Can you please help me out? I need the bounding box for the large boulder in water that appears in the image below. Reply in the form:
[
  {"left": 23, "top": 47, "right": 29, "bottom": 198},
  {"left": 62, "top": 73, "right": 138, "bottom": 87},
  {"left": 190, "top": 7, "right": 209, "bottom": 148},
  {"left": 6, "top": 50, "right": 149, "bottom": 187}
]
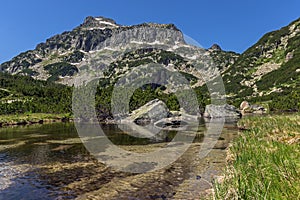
[
  {"left": 128, "top": 99, "right": 170, "bottom": 125},
  {"left": 204, "top": 104, "right": 241, "bottom": 119}
]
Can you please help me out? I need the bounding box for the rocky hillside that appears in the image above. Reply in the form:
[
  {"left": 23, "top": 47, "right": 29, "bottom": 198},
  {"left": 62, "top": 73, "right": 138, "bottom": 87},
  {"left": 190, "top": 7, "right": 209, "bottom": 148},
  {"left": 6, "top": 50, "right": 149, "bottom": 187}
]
[{"left": 222, "top": 18, "right": 300, "bottom": 109}]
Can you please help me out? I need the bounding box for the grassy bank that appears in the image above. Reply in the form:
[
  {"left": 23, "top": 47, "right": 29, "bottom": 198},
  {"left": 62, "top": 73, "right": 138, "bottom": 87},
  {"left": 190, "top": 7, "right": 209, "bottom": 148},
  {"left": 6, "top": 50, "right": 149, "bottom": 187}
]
[
  {"left": 214, "top": 114, "right": 300, "bottom": 199},
  {"left": 0, "top": 113, "right": 72, "bottom": 127}
]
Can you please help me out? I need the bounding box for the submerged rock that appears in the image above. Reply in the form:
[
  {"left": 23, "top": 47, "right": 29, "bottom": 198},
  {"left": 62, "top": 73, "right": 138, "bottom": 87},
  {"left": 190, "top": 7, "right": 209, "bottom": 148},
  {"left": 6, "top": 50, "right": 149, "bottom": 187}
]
[{"left": 203, "top": 104, "right": 241, "bottom": 119}]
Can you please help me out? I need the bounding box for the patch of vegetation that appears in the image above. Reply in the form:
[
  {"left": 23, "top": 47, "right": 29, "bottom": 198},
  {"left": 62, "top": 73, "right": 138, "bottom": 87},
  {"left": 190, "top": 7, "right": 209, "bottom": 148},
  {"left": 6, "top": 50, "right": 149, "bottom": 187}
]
[
  {"left": 128, "top": 58, "right": 153, "bottom": 68},
  {"left": 179, "top": 72, "right": 198, "bottom": 85},
  {"left": 44, "top": 62, "right": 78, "bottom": 81},
  {"left": 209, "top": 50, "right": 239, "bottom": 71},
  {"left": 63, "top": 50, "right": 85, "bottom": 63},
  {"left": 256, "top": 51, "right": 300, "bottom": 91},
  {"left": 253, "top": 87, "right": 300, "bottom": 111},
  {"left": 223, "top": 73, "right": 245, "bottom": 94},
  {"left": 0, "top": 72, "right": 72, "bottom": 115},
  {"left": 157, "top": 50, "right": 184, "bottom": 65},
  {"left": 214, "top": 114, "right": 300, "bottom": 199},
  {"left": 0, "top": 89, "right": 10, "bottom": 99},
  {"left": 19, "top": 68, "right": 39, "bottom": 76}
]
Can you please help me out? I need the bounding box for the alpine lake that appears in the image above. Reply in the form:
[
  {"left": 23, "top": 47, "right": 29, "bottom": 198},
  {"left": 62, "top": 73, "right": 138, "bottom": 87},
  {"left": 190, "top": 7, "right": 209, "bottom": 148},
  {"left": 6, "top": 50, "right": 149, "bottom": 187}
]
[{"left": 0, "top": 120, "right": 239, "bottom": 200}]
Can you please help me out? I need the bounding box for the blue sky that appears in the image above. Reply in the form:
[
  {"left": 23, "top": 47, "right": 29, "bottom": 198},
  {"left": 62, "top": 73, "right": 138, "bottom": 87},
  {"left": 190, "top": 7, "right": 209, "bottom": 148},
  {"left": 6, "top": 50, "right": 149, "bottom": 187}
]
[{"left": 0, "top": 0, "right": 299, "bottom": 63}]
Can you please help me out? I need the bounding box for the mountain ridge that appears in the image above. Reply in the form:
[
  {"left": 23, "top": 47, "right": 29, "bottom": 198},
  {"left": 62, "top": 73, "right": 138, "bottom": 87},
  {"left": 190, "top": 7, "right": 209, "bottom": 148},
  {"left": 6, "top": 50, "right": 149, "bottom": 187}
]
[{"left": 0, "top": 16, "right": 235, "bottom": 84}]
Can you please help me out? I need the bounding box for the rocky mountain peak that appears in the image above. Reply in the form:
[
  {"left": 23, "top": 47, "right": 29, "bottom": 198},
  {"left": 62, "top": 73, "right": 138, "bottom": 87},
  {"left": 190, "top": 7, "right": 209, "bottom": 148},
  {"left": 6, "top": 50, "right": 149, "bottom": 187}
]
[
  {"left": 209, "top": 44, "right": 222, "bottom": 51},
  {"left": 78, "top": 16, "right": 120, "bottom": 30}
]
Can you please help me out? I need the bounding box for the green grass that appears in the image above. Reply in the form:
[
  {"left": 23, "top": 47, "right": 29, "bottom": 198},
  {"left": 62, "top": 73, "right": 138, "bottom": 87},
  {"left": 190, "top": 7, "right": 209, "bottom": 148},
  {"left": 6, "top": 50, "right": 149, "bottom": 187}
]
[
  {"left": 0, "top": 113, "right": 72, "bottom": 125},
  {"left": 214, "top": 114, "right": 300, "bottom": 199}
]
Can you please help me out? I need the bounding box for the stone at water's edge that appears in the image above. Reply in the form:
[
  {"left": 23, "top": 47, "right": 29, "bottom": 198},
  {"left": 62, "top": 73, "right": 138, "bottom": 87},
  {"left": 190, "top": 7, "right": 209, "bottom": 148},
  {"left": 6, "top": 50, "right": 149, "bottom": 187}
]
[
  {"left": 127, "top": 99, "right": 171, "bottom": 125},
  {"left": 240, "top": 101, "right": 250, "bottom": 110},
  {"left": 239, "top": 100, "right": 267, "bottom": 114},
  {"left": 247, "top": 104, "right": 267, "bottom": 114},
  {"left": 203, "top": 104, "right": 241, "bottom": 119}
]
